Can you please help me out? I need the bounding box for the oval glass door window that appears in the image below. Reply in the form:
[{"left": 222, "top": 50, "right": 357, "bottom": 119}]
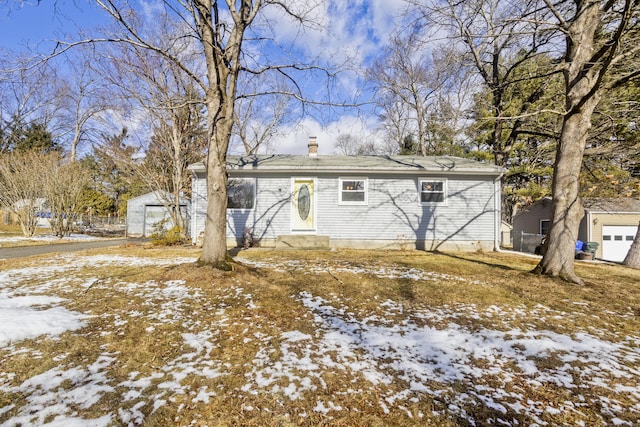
[{"left": 297, "top": 185, "right": 310, "bottom": 220}]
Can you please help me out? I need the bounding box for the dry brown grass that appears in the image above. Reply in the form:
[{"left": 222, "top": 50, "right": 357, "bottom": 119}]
[{"left": 1, "top": 246, "right": 639, "bottom": 426}]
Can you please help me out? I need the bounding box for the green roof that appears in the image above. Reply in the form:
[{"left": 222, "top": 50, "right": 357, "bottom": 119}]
[{"left": 190, "top": 155, "right": 503, "bottom": 176}]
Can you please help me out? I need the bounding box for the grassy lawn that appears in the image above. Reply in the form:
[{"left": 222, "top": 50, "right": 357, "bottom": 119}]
[{"left": 1, "top": 246, "right": 639, "bottom": 426}]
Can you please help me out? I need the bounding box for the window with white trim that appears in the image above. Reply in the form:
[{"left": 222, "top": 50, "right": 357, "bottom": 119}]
[
  {"left": 339, "top": 178, "right": 368, "bottom": 204},
  {"left": 227, "top": 178, "right": 255, "bottom": 209},
  {"left": 419, "top": 179, "right": 446, "bottom": 204}
]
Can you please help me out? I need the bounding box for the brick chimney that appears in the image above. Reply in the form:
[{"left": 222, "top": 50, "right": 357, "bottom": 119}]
[{"left": 307, "top": 136, "right": 318, "bottom": 157}]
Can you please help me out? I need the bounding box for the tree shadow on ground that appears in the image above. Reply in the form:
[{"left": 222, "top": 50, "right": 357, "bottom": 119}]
[{"left": 431, "top": 250, "right": 525, "bottom": 272}]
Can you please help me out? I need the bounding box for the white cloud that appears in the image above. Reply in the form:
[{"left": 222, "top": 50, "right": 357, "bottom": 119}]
[
  {"left": 257, "top": 0, "right": 404, "bottom": 72},
  {"left": 139, "top": 0, "right": 166, "bottom": 20},
  {"left": 269, "top": 114, "right": 383, "bottom": 155},
  {"left": 106, "top": 1, "right": 406, "bottom": 157}
]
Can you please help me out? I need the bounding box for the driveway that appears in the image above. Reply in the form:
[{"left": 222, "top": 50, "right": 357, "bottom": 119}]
[{"left": 0, "top": 238, "right": 147, "bottom": 260}]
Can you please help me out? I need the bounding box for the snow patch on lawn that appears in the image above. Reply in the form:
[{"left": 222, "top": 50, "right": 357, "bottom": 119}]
[
  {"left": 238, "top": 256, "right": 485, "bottom": 284},
  {"left": 0, "top": 233, "right": 104, "bottom": 243},
  {"left": 0, "top": 255, "right": 196, "bottom": 347},
  {"left": 240, "top": 291, "right": 640, "bottom": 425},
  {"left": 1, "top": 353, "right": 116, "bottom": 426},
  {"left": 0, "top": 297, "right": 88, "bottom": 346},
  {"left": 2, "top": 253, "right": 639, "bottom": 426}
]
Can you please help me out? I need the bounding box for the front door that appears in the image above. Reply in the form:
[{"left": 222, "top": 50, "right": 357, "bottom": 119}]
[{"left": 292, "top": 178, "right": 316, "bottom": 232}]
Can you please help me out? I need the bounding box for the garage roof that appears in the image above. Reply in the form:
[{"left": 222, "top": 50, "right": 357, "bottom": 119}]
[{"left": 583, "top": 198, "right": 640, "bottom": 213}]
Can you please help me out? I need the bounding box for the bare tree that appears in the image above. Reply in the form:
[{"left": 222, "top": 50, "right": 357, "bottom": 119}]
[
  {"left": 376, "top": 93, "right": 412, "bottom": 154},
  {"left": 533, "top": 0, "right": 640, "bottom": 284},
  {"left": 333, "top": 133, "right": 380, "bottom": 155},
  {"left": 413, "top": 0, "right": 640, "bottom": 282},
  {"left": 50, "top": 0, "right": 337, "bottom": 268},
  {"left": 57, "top": 51, "right": 113, "bottom": 161},
  {"left": 367, "top": 32, "right": 458, "bottom": 155},
  {"left": 410, "top": 0, "right": 557, "bottom": 166},
  {"left": 0, "top": 150, "right": 58, "bottom": 237},
  {"left": 44, "top": 158, "right": 92, "bottom": 237},
  {"left": 94, "top": 38, "right": 207, "bottom": 235},
  {"left": 232, "top": 73, "right": 294, "bottom": 154},
  {"left": 0, "top": 60, "right": 62, "bottom": 153},
  {"left": 1, "top": 49, "right": 112, "bottom": 161}
]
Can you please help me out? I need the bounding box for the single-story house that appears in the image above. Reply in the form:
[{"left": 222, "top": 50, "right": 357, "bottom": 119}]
[
  {"left": 512, "top": 197, "right": 640, "bottom": 262},
  {"left": 188, "top": 138, "right": 504, "bottom": 251},
  {"left": 126, "top": 191, "right": 190, "bottom": 237}
]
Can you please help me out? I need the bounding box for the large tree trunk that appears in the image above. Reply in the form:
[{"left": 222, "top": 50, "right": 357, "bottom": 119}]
[
  {"left": 193, "top": 1, "right": 251, "bottom": 269},
  {"left": 199, "top": 119, "right": 233, "bottom": 269},
  {"left": 623, "top": 221, "right": 640, "bottom": 268},
  {"left": 532, "top": 100, "right": 598, "bottom": 284},
  {"left": 533, "top": 0, "right": 602, "bottom": 284}
]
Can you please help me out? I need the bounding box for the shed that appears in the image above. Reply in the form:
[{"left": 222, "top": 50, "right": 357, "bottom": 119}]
[
  {"left": 188, "top": 138, "right": 504, "bottom": 251},
  {"left": 501, "top": 220, "right": 513, "bottom": 247},
  {"left": 512, "top": 197, "right": 640, "bottom": 262},
  {"left": 126, "top": 191, "right": 190, "bottom": 237}
]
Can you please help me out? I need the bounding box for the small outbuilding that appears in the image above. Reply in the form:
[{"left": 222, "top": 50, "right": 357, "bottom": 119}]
[
  {"left": 500, "top": 220, "right": 513, "bottom": 248},
  {"left": 188, "top": 138, "right": 505, "bottom": 251},
  {"left": 513, "top": 197, "right": 640, "bottom": 262},
  {"left": 126, "top": 191, "right": 190, "bottom": 237}
]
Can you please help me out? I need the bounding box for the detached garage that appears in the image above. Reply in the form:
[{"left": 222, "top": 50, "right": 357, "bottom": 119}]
[
  {"left": 514, "top": 197, "right": 640, "bottom": 262},
  {"left": 601, "top": 225, "right": 638, "bottom": 262},
  {"left": 127, "top": 191, "right": 190, "bottom": 237},
  {"left": 582, "top": 198, "right": 640, "bottom": 262}
]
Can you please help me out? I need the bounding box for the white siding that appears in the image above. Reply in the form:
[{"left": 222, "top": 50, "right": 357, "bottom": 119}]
[
  {"left": 191, "top": 171, "right": 499, "bottom": 248},
  {"left": 128, "top": 191, "right": 190, "bottom": 238},
  {"left": 315, "top": 174, "right": 497, "bottom": 246},
  {"left": 127, "top": 198, "right": 146, "bottom": 236},
  {"left": 227, "top": 175, "right": 291, "bottom": 244},
  {"left": 190, "top": 172, "right": 208, "bottom": 243}
]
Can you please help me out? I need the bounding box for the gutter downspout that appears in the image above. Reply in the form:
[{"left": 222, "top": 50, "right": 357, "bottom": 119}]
[
  {"left": 494, "top": 173, "right": 504, "bottom": 252},
  {"left": 190, "top": 172, "right": 197, "bottom": 245}
]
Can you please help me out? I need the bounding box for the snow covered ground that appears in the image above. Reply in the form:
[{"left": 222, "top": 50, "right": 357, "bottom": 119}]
[
  {"left": 1, "top": 252, "right": 639, "bottom": 426},
  {"left": 0, "top": 233, "right": 105, "bottom": 244}
]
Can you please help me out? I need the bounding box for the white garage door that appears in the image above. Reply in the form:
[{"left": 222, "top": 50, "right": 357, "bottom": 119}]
[
  {"left": 602, "top": 225, "right": 638, "bottom": 262},
  {"left": 144, "top": 205, "right": 170, "bottom": 237}
]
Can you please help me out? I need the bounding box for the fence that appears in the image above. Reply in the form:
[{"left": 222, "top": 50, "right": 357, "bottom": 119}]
[
  {"left": 514, "top": 231, "right": 544, "bottom": 253},
  {"left": 80, "top": 215, "right": 126, "bottom": 228}
]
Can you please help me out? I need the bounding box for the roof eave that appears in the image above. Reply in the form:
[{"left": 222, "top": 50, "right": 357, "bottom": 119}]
[
  {"left": 227, "top": 166, "right": 503, "bottom": 176},
  {"left": 188, "top": 162, "right": 206, "bottom": 173},
  {"left": 585, "top": 210, "right": 640, "bottom": 214}
]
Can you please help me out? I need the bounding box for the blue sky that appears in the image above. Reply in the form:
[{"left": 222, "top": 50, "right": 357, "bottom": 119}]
[
  {"left": 0, "top": 1, "right": 108, "bottom": 53},
  {"left": 0, "top": 0, "right": 406, "bottom": 155}
]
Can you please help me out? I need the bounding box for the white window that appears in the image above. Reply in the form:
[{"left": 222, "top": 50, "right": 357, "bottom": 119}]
[
  {"left": 339, "top": 178, "right": 368, "bottom": 205},
  {"left": 227, "top": 178, "right": 255, "bottom": 209},
  {"left": 419, "top": 179, "right": 447, "bottom": 205}
]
